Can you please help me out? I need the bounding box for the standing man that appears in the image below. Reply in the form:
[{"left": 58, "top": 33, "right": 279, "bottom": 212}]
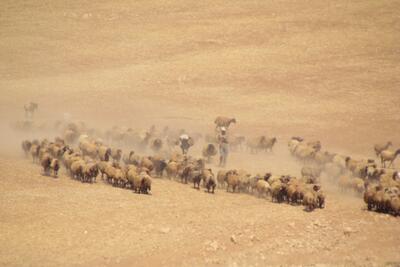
[{"left": 217, "top": 127, "right": 229, "bottom": 167}]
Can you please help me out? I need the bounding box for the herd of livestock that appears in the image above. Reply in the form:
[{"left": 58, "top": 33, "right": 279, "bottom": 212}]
[{"left": 18, "top": 118, "right": 400, "bottom": 215}]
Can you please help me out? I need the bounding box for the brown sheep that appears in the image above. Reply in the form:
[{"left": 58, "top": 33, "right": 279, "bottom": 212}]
[
  {"left": 214, "top": 116, "right": 236, "bottom": 130},
  {"left": 390, "top": 197, "right": 400, "bottom": 216},
  {"left": 202, "top": 169, "right": 216, "bottom": 193},
  {"left": 217, "top": 170, "right": 228, "bottom": 188},
  {"left": 301, "top": 166, "right": 322, "bottom": 182},
  {"left": 127, "top": 168, "right": 141, "bottom": 192},
  {"left": 263, "top": 137, "right": 277, "bottom": 152},
  {"left": 246, "top": 136, "right": 266, "bottom": 154},
  {"left": 256, "top": 180, "right": 271, "bottom": 198},
  {"left": 21, "top": 140, "right": 32, "bottom": 157},
  {"left": 151, "top": 156, "right": 167, "bottom": 177},
  {"left": 237, "top": 169, "right": 252, "bottom": 193},
  {"left": 351, "top": 177, "right": 365, "bottom": 194},
  {"left": 50, "top": 159, "right": 60, "bottom": 177},
  {"left": 202, "top": 144, "right": 217, "bottom": 163},
  {"left": 165, "top": 161, "right": 178, "bottom": 179},
  {"left": 98, "top": 146, "right": 112, "bottom": 161},
  {"left": 30, "top": 144, "right": 41, "bottom": 163},
  {"left": 374, "top": 141, "right": 392, "bottom": 157},
  {"left": 104, "top": 165, "right": 117, "bottom": 184},
  {"left": 70, "top": 160, "right": 85, "bottom": 180},
  {"left": 363, "top": 183, "right": 381, "bottom": 210},
  {"left": 150, "top": 138, "right": 163, "bottom": 152},
  {"left": 226, "top": 170, "right": 240, "bottom": 193},
  {"left": 140, "top": 157, "right": 154, "bottom": 172},
  {"left": 111, "top": 148, "right": 123, "bottom": 163},
  {"left": 380, "top": 149, "right": 400, "bottom": 168},
  {"left": 82, "top": 163, "right": 99, "bottom": 183},
  {"left": 140, "top": 172, "right": 152, "bottom": 194},
  {"left": 271, "top": 181, "right": 284, "bottom": 203},
  {"left": 40, "top": 154, "right": 52, "bottom": 175},
  {"left": 303, "top": 191, "right": 318, "bottom": 211},
  {"left": 229, "top": 135, "right": 245, "bottom": 151}
]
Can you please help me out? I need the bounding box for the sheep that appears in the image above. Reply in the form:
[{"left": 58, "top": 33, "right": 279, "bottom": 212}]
[
  {"left": 249, "top": 174, "right": 263, "bottom": 193},
  {"left": 390, "top": 197, "right": 400, "bottom": 216},
  {"left": 82, "top": 163, "right": 99, "bottom": 183},
  {"left": 64, "top": 129, "right": 79, "bottom": 144},
  {"left": 150, "top": 138, "right": 163, "bottom": 153},
  {"left": 165, "top": 161, "right": 179, "bottom": 179},
  {"left": 338, "top": 175, "right": 352, "bottom": 192},
  {"left": 229, "top": 135, "right": 245, "bottom": 151},
  {"left": 30, "top": 144, "right": 41, "bottom": 163},
  {"left": 98, "top": 146, "right": 111, "bottom": 161},
  {"left": 286, "top": 180, "right": 305, "bottom": 205},
  {"left": 331, "top": 154, "right": 347, "bottom": 170},
  {"left": 80, "top": 141, "right": 98, "bottom": 159},
  {"left": 48, "top": 143, "right": 63, "bottom": 159},
  {"left": 256, "top": 180, "right": 271, "bottom": 198},
  {"left": 202, "top": 144, "right": 217, "bottom": 163},
  {"left": 217, "top": 170, "right": 228, "bottom": 188},
  {"left": 374, "top": 141, "right": 392, "bottom": 157},
  {"left": 50, "top": 159, "right": 60, "bottom": 177},
  {"left": 303, "top": 190, "right": 318, "bottom": 211},
  {"left": 70, "top": 160, "right": 85, "bottom": 180},
  {"left": 214, "top": 116, "right": 236, "bottom": 130},
  {"left": 151, "top": 156, "right": 167, "bottom": 177},
  {"left": 140, "top": 157, "right": 154, "bottom": 172},
  {"left": 263, "top": 137, "right": 277, "bottom": 152},
  {"left": 226, "top": 170, "right": 240, "bottom": 193},
  {"left": 40, "top": 154, "right": 52, "bottom": 176},
  {"left": 114, "top": 168, "right": 128, "bottom": 187},
  {"left": 111, "top": 148, "right": 123, "bottom": 163},
  {"left": 127, "top": 168, "right": 141, "bottom": 192},
  {"left": 104, "top": 165, "right": 117, "bottom": 184},
  {"left": 139, "top": 172, "right": 152, "bottom": 194},
  {"left": 24, "top": 102, "right": 38, "bottom": 118},
  {"left": 315, "top": 190, "right": 325, "bottom": 208},
  {"left": 351, "top": 177, "right": 365, "bottom": 194},
  {"left": 181, "top": 164, "right": 201, "bottom": 186},
  {"left": 237, "top": 169, "right": 251, "bottom": 193},
  {"left": 21, "top": 140, "right": 32, "bottom": 157},
  {"left": 246, "top": 136, "right": 266, "bottom": 154},
  {"left": 364, "top": 183, "right": 381, "bottom": 210},
  {"left": 380, "top": 149, "right": 400, "bottom": 168},
  {"left": 323, "top": 162, "right": 343, "bottom": 180},
  {"left": 288, "top": 138, "right": 302, "bottom": 155},
  {"left": 202, "top": 169, "right": 216, "bottom": 193},
  {"left": 193, "top": 171, "right": 203, "bottom": 190},
  {"left": 271, "top": 181, "right": 285, "bottom": 203},
  {"left": 314, "top": 151, "right": 335, "bottom": 165},
  {"left": 63, "top": 152, "right": 81, "bottom": 173},
  {"left": 294, "top": 145, "right": 317, "bottom": 163},
  {"left": 301, "top": 166, "right": 322, "bottom": 182}
]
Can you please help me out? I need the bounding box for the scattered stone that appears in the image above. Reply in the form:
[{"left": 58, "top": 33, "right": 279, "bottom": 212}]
[
  {"left": 210, "top": 240, "right": 219, "bottom": 251},
  {"left": 230, "top": 235, "right": 237, "bottom": 244},
  {"left": 343, "top": 227, "right": 356, "bottom": 236},
  {"left": 160, "top": 227, "right": 170, "bottom": 234}
]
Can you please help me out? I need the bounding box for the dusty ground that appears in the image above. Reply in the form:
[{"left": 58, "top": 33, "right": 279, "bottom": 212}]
[{"left": 1, "top": 0, "right": 400, "bottom": 266}]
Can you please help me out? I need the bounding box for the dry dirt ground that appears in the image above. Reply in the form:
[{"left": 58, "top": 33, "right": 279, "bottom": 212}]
[{"left": 1, "top": 0, "right": 400, "bottom": 266}]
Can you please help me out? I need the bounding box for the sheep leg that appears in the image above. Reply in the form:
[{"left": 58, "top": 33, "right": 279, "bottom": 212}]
[{"left": 388, "top": 160, "right": 394, "bottom": 168}]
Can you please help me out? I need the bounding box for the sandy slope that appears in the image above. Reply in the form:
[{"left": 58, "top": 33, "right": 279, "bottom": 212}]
[
  {"left": 1, "top": 155, "right": 400, "bottom": 267},
  {"left": 1, "top": 0, "right": 400, "bottom": 266}
]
